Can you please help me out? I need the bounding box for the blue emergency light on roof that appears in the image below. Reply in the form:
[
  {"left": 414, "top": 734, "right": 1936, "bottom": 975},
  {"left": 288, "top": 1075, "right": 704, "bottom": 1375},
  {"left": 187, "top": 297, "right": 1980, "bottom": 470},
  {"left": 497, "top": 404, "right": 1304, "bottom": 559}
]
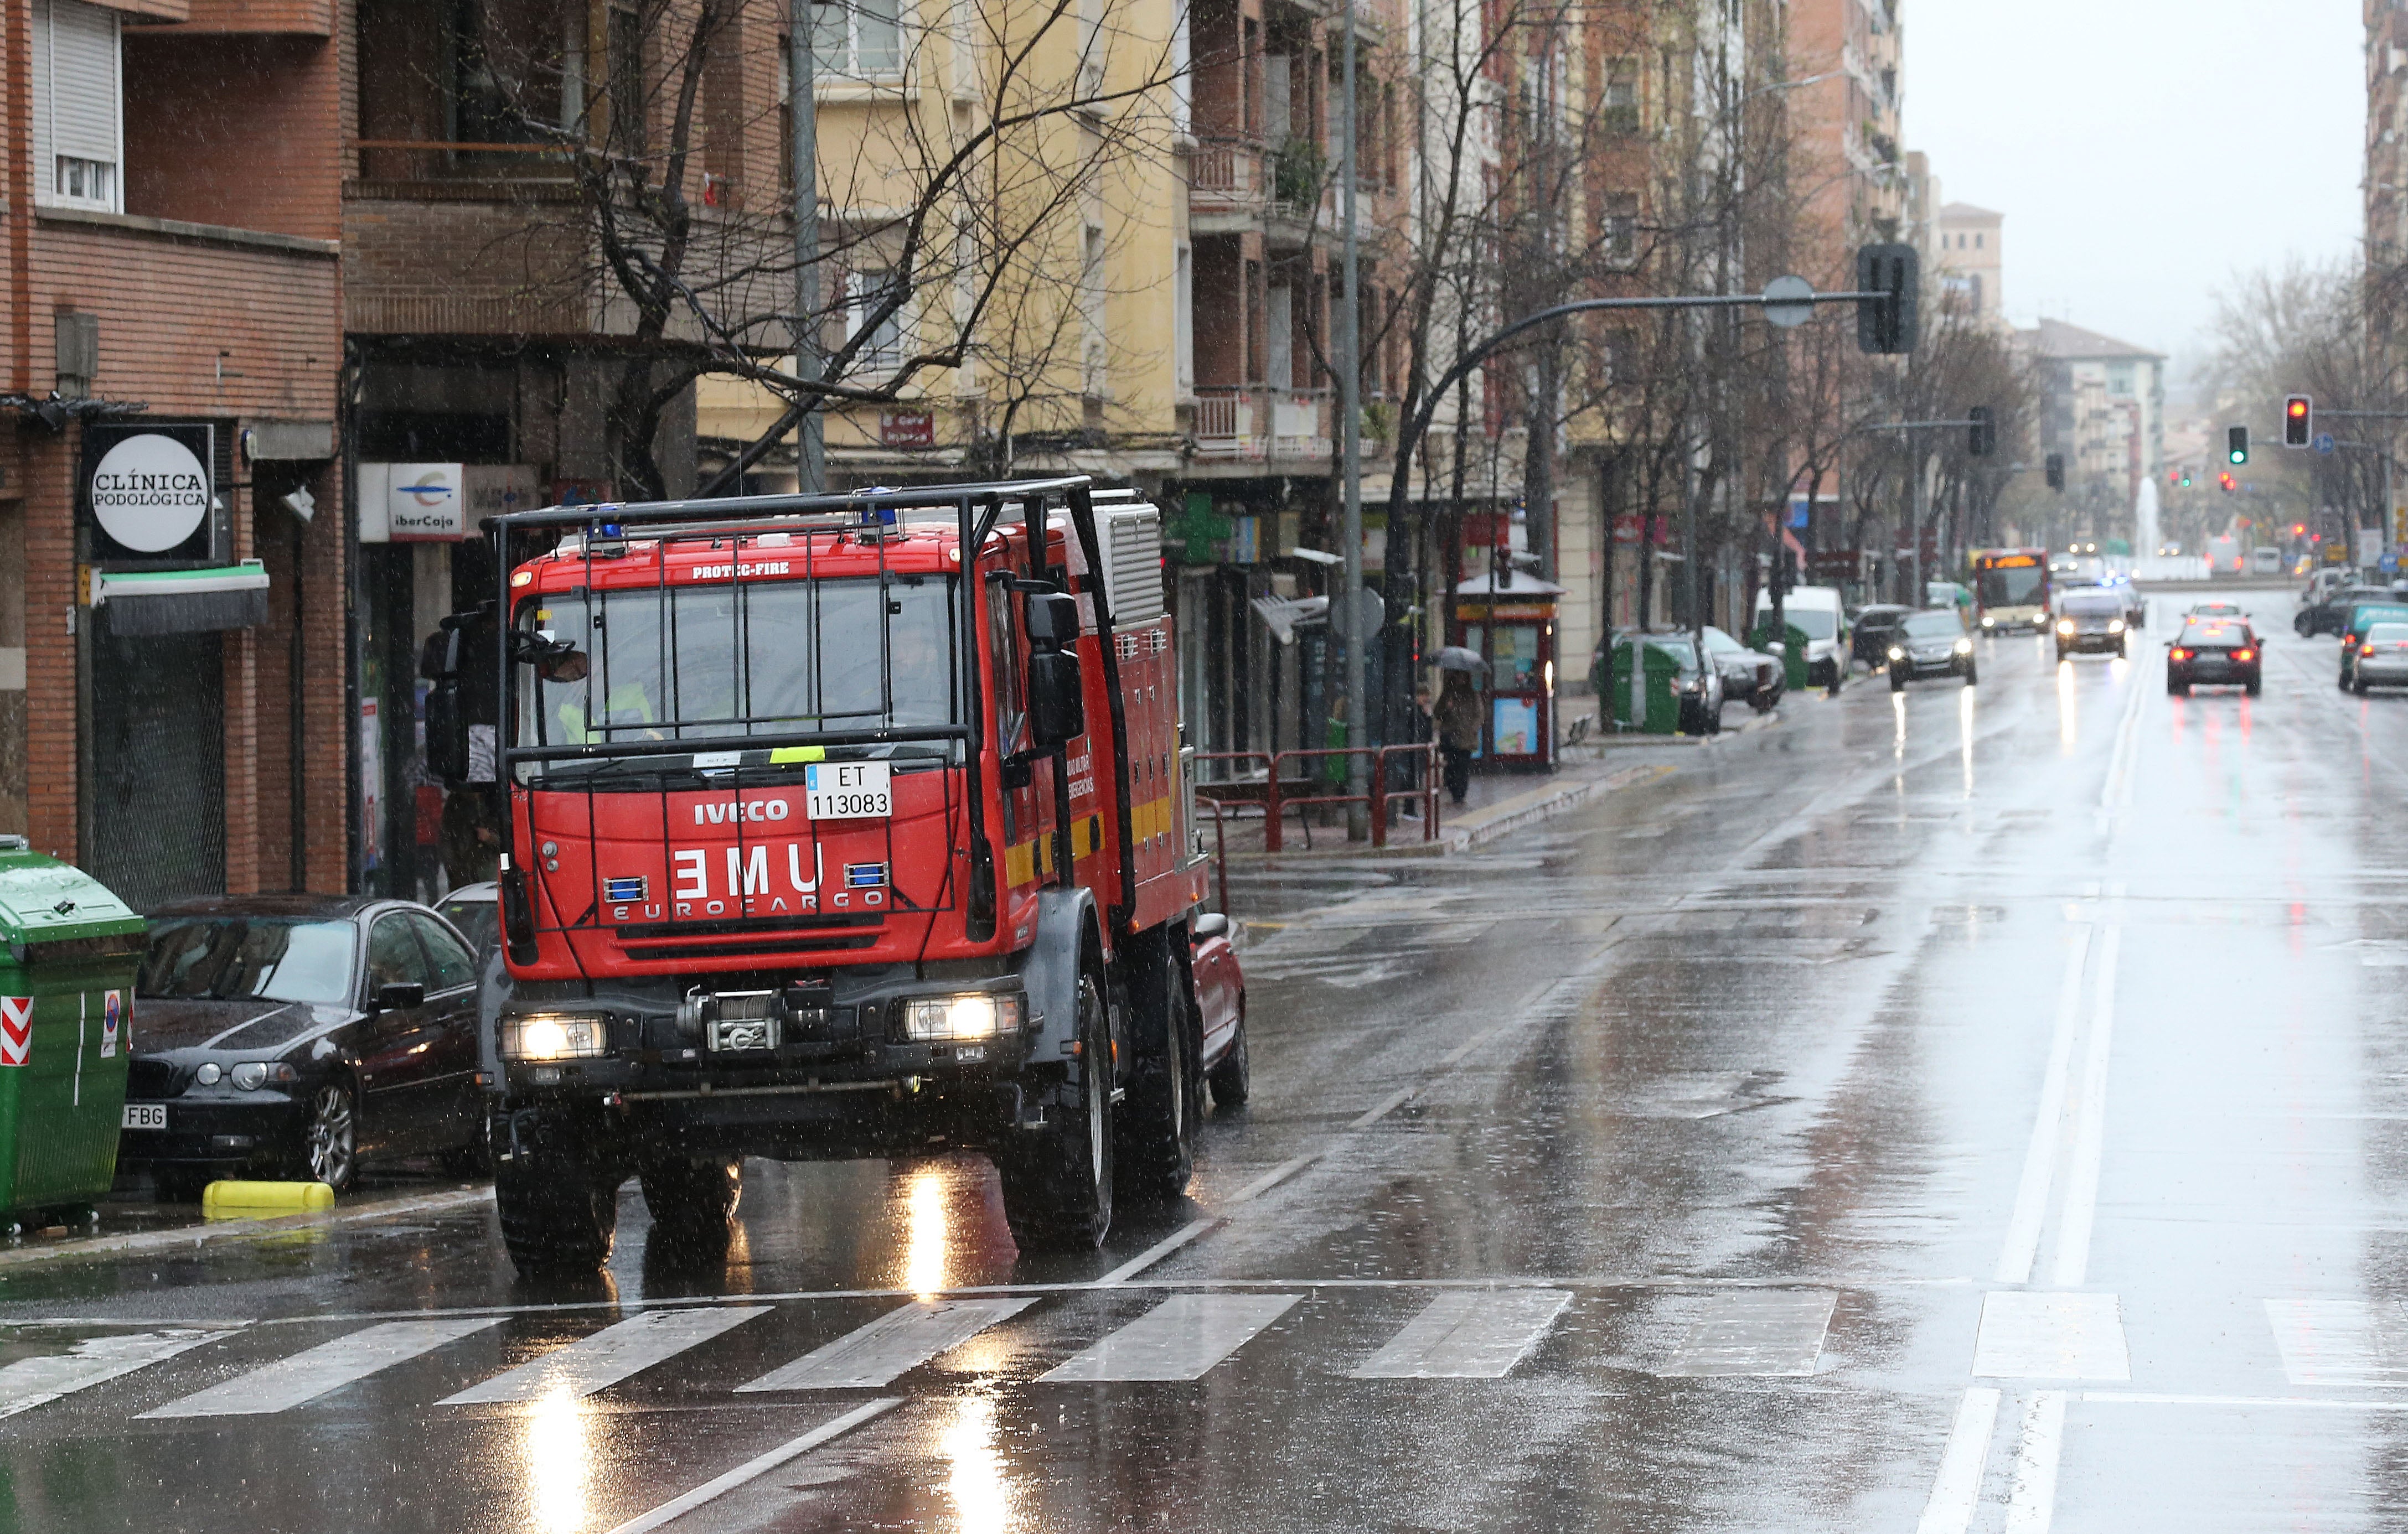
[{"left": 597, "top": 522, "right": 624, "bottom": 539}]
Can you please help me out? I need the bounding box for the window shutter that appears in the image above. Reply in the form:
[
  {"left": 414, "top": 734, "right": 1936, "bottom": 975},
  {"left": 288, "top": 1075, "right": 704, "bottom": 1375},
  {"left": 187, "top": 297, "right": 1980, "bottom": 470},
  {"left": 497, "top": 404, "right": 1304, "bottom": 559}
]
[{"left": 34, "top": 0, "right": 122, "bottom": 212}]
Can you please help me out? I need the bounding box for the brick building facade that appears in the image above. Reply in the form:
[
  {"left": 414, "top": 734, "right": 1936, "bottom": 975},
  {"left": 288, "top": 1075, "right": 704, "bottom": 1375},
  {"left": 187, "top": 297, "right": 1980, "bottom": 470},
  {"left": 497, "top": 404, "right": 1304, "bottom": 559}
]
[{"left": 3, "top": 0, "right": 348, "bottom": 906}]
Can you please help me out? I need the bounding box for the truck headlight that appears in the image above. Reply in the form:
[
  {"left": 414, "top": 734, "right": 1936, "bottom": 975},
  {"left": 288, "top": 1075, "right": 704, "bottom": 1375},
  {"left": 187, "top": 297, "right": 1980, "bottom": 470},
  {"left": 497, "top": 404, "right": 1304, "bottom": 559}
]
[
  {"left": 901, "top": 993, "right": 1022, "bottom": 1043},
  {"left": 504, "top": 1014, "right": 607, "bottom": 1060},
  {"left": 2108, "top": 619, "right": 2126, "bottom": 634}
]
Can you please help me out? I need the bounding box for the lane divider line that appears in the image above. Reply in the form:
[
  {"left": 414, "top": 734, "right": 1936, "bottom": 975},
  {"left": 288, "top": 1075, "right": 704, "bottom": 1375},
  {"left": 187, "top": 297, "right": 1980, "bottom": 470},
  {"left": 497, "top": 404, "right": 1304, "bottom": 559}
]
[
  {"left": 1997, "top": 925, "right": 2097, "bottom": 1284},
  {"left": 2002, "top": 1390, "right": 2068, "bottom": 1534},
  {"left": 1913, "top": 1386, "right": 2002, "bottom": 1534},
  {"left": 602, "top": 1396, "right": 902, "bottom": 1534},
  {"left": 2049, "top": 925, "right": 2122, "bottom": 1289},
  {"left": 1096, "top": 1153, "right": 1322, "bottom": 1287}
]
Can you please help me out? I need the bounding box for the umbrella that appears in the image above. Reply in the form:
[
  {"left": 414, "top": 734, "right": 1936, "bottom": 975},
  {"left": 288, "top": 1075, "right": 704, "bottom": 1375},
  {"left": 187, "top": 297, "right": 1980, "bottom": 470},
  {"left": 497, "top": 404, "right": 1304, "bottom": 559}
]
[{"left": 1434, "top": 646, "right": 1485, "bottom": 672}]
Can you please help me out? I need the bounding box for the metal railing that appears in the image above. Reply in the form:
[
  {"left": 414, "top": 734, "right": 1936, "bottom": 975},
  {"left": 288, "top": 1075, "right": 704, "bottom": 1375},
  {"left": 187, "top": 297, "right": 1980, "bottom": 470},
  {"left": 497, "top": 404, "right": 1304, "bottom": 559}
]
[{"left": 1193, "top": 743, "right": 1438, "bottom": 852}]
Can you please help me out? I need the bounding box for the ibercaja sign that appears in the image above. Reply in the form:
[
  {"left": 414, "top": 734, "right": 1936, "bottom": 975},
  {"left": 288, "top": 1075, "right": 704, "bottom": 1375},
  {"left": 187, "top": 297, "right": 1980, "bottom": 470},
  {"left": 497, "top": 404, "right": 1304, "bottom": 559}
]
[{"left": 80, "top": 422, "right": 219, "bottom": 564}]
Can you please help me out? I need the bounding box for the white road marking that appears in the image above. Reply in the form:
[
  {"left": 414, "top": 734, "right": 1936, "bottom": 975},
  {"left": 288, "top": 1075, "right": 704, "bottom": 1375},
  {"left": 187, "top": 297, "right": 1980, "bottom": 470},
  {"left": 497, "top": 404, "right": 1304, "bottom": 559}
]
[
  {"left": 1348, "top": 1086, "right": 1419, "bottom": 1129},
  {"left": 2086, "top": 1391, "right": 2408, "bottom": 1410},
  {"left": 1997, "top": 925, "right": 2096, "bottom": 1284},
  {"left": 600, "top": 1397, "right": 901, "bottom": 1534},
  {"left": 0, "top": 1330, "right": 225, "bottom": 1418},
  {"left": 1913, "top": 1386, "right": 2002, "bottom": 1534},
  {"left": 1040, "top": 1293, "right": 1298, "bottom": 1382},
  {"left": 2264, "top": 1298, "right": 2408, "bottom": 1386},
  {"left": 441, "top": 1307, "right": 771, "bottom": 1405},
  {"left": 1657, "top": 1289, "right": 1838, "bottom": 1377},
  {"left": 2002, "top": 1390, "right": 2068, "bottom": 1534},
  {"left": 2050, "top": 924, "right": 2121, "bottom": 1288},
  {"left": 139, "top": 1318, "right": 505, "bottom": 1419},
  {"left": 1096, "top": 1220, "right": 1218, "bottom": 1287},
  {"left": 1973, "top": 1292, "right": 2130, "bottom": 1381},
  {"left": 1351, "top": 1289, "right": 1572, "bottom": 1379},
  {"left": 736, "top": 1299, "right": 1034, "bottom": 1391}
]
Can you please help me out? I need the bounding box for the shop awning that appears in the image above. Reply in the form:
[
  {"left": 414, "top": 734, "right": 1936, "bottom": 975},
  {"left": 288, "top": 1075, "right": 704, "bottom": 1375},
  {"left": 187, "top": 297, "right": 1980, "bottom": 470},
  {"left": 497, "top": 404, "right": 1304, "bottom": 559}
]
[{"left": 92, "top": 561, "right": 270, "bottom": 636}]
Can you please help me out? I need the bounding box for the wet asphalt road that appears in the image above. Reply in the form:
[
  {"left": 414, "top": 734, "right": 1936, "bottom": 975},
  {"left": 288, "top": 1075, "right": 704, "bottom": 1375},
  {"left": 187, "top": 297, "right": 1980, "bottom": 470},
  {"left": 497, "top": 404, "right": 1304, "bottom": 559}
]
[{"left": 8, "top": 584, "right": 2408, "bottom": 1532}]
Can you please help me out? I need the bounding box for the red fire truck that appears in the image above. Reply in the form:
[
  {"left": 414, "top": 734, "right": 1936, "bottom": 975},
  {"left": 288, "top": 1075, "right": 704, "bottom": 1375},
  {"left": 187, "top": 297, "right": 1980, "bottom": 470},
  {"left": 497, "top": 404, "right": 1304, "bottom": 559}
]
[{"left": 425, "top": 477, "right": 1246, "bottom": 1274}]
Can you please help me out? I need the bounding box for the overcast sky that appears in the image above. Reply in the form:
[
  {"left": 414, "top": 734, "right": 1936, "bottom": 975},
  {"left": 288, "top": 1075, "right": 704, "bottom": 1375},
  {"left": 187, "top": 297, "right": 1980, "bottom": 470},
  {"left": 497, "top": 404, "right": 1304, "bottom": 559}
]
[{"left": 1904, "top": 0, "right": 2363, "bottom": 370}]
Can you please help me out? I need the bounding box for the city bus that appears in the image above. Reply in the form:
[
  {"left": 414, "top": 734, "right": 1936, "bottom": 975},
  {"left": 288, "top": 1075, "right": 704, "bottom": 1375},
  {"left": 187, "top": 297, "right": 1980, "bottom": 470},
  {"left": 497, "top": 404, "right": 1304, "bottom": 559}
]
[{"left": 1972, "top": 548, "right": 2052, "bottom": 633}]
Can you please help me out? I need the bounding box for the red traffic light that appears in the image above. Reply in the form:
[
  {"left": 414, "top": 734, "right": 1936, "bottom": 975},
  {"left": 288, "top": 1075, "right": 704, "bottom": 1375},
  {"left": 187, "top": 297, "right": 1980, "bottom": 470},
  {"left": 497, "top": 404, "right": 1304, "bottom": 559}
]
[
  {"left": 2219, "top": 471, "right": 2238, "bottom": 492},
  {"left": 2285, "top": 395, "right": 2313, "bottom": 447}
]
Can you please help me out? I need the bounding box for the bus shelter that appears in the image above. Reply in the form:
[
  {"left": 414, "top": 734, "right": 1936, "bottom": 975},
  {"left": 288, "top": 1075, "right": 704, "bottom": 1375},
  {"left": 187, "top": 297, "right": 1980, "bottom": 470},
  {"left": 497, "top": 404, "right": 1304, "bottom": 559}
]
[{"left": 1449, "top": 570, "right": 1565, "bottom": 768}]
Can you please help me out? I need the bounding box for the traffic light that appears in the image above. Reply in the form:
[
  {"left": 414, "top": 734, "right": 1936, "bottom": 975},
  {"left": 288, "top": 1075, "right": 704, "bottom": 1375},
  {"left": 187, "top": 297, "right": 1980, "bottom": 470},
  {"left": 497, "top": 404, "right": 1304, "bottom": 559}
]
[
  {"left": 2285, "top": 395, "right": 2313, "bottom": 447},
  {"left": 1856, "top": 243, "right": 1920, "bottom": 354},
  {"left": 1967, "top": 406, "right": 1994, "bottom": 457},
  {"left": 2228, "top": 425, "right": 2249, "bottom": 465},
  {"left": 2044, "top": 453, "right": 2064, "bottom": 491},
  {"left": 2180, "top": 471, "right": 2193, "bottom": 488},
  {"left": 2218, "top": 471, "right": 2238, "bottom": 493}
]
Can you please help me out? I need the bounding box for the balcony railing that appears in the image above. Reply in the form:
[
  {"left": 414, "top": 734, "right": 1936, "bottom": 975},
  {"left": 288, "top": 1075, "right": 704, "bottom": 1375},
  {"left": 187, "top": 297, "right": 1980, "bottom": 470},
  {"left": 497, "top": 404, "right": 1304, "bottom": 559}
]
[{"left": 1192, "top": 386, "right": 1331, "bottom": 462}]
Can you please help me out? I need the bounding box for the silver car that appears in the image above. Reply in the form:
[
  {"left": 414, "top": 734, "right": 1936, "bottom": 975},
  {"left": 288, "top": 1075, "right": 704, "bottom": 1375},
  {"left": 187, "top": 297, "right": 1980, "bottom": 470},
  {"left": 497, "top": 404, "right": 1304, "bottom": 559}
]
[{"left": 2355, "top": 622, "right": 2408, "bottom": 692}]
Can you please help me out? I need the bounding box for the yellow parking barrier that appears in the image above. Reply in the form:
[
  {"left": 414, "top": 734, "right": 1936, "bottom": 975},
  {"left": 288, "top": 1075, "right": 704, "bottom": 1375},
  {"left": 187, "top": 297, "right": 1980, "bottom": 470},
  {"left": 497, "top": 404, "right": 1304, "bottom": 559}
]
[{"left": 201, "top": 1180, "right": 335, "bottom": 1219}]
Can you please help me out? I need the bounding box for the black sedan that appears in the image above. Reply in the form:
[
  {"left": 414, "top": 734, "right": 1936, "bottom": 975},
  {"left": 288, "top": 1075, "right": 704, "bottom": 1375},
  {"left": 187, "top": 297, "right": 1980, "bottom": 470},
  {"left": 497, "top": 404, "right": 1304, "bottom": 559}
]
[
  {"left": 1850, "top": 605, "right": 1913, "bottom": 671},
  {"left": 1886, "top": 609, "right": 1978, "bottom": 690},
  {"left": 2296, "top": 583, "right": 2400, "bottom": 638},
  {"left": 119, "top": 896, "right": 487, "bottom": 1199},
  {"left": 2167, "top": 619, "right": 2261, "bottom": 696}
]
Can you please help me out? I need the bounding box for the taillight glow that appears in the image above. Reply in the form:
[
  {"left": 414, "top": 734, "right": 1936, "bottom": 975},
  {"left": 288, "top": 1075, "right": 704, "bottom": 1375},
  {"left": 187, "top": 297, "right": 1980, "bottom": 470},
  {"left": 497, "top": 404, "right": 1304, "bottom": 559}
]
[
  {"left": 2169, "top": 648, "right": 2190, "bottom": 660},
  {"left": 2365, "top": 644, "right": 2381, "bottom": 657},
  {"left": 2235, "top": 649, "right": 2256, "bottom": 662}
]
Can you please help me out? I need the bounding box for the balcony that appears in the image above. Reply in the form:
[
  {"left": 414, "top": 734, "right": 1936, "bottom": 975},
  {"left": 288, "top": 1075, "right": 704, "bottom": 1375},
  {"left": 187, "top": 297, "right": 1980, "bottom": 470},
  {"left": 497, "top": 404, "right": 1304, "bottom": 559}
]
[{"left": 1192, "top": 386, "right": 1332, "bottom": 464}]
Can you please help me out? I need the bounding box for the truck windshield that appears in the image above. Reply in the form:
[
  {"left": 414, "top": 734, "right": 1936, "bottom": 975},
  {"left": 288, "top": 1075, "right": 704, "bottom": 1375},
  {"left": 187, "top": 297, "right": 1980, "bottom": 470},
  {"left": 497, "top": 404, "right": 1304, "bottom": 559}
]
[{"left": 516, "top": 574, "right": 961, "bottom": 773}]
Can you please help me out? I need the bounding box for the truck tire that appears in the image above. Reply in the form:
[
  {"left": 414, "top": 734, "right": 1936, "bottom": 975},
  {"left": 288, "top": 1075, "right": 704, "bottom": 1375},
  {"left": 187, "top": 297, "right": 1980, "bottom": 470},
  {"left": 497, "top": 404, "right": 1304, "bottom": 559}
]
[
  {"left": 495, "top": 1113, "right": 622, "bottom": 1276},
  {"left": 1207, "top": 1002, "right": 1250, "bottom": 1108},
  {"left": 1116, "top": 930, "right": 1199, "bottom": 1204},
  {"left": 639, "top": 1155, "right": 742, "bottom": 1266},
  {"left": 998, "top": 947, "right": 1114, "bottom": 1251}
]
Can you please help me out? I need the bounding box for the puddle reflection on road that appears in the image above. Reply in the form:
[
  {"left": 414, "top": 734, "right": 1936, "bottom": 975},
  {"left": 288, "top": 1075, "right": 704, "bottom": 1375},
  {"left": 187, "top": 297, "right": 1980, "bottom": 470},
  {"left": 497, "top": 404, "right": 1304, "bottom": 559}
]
[{"left": 522, "top": 1382, "right": 592, "bottom": 1533}]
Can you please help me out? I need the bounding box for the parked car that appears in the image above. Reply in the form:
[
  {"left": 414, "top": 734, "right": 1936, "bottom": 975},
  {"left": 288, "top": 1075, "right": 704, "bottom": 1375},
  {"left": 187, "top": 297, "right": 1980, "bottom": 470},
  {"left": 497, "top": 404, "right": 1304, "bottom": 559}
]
[
  {"left": 2167, "top": 618, "right": 2261, "bottom": 696},
  {"left": 2351, "top": 621, "right": 2408, "bottom": 695},
  {"left": 436, "top": 882, "right": 499, "bottom": 968},
  {"left": 1753, "top": 585, "right": 1847, "bottom": 689},
  {"left": 2339, "top": 603, "right": 2408, "bottom": 689},
  {"left": 1886, "top": 609, "right": 1978, "bottom": 691},
  {"left": 1849, "top": 604, "right": 1913, "bottom": 671},
  {"left": 1700, "top": 625, "right": 1786, "bottom": 712},
  {"left": 1592, "top": 633, "right": 1725, "bottom": 735},
  {"left": 118, "top": 896, "right": 488, "bottom": 1199},
  {"left": 1189, "top": 912, "right": 1248, "bottom": 1106},
  {"left": 2054, "top": 590, "right": 2131, "bottom": 659}
]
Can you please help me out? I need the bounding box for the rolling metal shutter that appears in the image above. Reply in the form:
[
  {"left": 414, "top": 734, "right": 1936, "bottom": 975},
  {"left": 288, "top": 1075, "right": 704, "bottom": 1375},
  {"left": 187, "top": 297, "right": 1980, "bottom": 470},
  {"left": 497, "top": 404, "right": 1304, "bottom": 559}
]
[{"left": 33, "top": 0, "right": 121, "bottom": 211}]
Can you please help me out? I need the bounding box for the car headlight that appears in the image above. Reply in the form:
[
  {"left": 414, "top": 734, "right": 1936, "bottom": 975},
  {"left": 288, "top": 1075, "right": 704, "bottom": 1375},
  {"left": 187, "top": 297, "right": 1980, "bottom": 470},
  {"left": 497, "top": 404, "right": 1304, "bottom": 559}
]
[
  {"left": 1955, "top": 638, "right": 1972, "bottom": 655},
  {"left": 194, "top": 1062, "right": 221, "bottom": 1086},
  {"left": 503, "top": 1014, "right": 608, "bottom": 1060},
  {"left": 900, "top": 993, "right": 1022, "bottom": 1043},
  {"left": 2056, "top": 619, "right": 2075, "bottom": 634},
  {"left": 1981, "top": 616, "right": 1996, "bottom": 628},
  {"left": 1888, "top": 646, "right": 1905, "bottom": 660},
  {"left": 230, "top": 1061, "right": 299, "bottom": 1091},
  {"left": 2108, "top": 619, "right": 2126, "bottom": 634}
]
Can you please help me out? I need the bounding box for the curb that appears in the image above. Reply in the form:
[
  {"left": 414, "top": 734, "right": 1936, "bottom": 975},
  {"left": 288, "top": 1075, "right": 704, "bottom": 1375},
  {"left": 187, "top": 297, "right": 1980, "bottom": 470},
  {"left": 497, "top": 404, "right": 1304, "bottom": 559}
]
[
  {"left": 1443, "top": 761, "right": 1678, "bottom": 849},
  {"left": 0, "top": 1185, "right": 495, "bottom": 1275}
]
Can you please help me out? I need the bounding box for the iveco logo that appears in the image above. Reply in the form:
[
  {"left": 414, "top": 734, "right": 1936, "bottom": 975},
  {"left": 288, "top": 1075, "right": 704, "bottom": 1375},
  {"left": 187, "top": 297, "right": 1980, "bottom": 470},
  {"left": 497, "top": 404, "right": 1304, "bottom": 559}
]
[{"left": 694, "top": 799, "right": 791, "bottom": 825}]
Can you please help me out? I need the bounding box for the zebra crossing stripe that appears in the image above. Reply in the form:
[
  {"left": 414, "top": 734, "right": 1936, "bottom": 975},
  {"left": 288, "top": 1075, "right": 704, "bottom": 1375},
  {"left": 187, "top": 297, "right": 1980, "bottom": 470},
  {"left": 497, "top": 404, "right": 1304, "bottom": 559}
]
[
  {"left": 1351, "top": 1289, "right": 1572, "bottom": 1378},
  {"left": 0, "top": 1330, "right": 225, "bottom": 1418},
  {"left": 736, "top": 1299, "right": 1036, "bottom": 1391},
  {"left": 1659, "top": 1289, "right": 1838, "bottom": 1377},
  {"left": 1040, "top": 1294, "right": 1298, "bottom": 1382},
  {"left": 440, "top": 1307, "right": 771, "bottom": 1405},
  {"left": 140, "top": 1318, "right": 505, "bottom": 1419}
]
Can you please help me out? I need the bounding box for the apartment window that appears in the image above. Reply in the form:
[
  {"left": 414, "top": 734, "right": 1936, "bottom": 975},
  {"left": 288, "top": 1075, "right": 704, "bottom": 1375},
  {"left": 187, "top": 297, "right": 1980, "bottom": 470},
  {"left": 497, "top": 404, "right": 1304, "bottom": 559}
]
[
  {"left": 847, "top": 269, "right": 908, "bottom": 370},
  {"left": 32, "top": 0, "right": 121, "bottom": 215},
  {"left": 609, "top": 2, "right": 646, "bottom": 152},
  {"left": 450, "top": 0, "right": 588, "bottom": 146},
  {"left": 2107, "top": 364, "right": 2135, "bottom": 398},
  {"left": 1603, "top": 193, "right": 1640, "bottom": 269},
  {"left": 1975, "top": 232, "right": 1984, "bottom": 249},
  {"left": 1603, "top": 58, "right": 1640, "bottom": 136},
  {"left": 816, "top": 0, "right": 903, "bottom": 79},
  {"left": 1175, "top": 243, "right": 1195, "bottom": 397}
]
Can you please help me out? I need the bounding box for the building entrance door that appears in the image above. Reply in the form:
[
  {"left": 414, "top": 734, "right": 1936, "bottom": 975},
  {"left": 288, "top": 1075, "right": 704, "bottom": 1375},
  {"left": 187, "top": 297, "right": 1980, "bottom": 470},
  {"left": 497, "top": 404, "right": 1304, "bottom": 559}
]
[{"left": 85, "top": 625, "right": 225, "bottom": 909}]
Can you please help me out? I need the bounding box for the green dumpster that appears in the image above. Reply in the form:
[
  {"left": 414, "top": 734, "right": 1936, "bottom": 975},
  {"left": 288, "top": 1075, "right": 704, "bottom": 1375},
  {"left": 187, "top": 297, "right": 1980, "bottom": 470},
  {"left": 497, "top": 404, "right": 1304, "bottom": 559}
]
[
  {"left": 1749, "top": 619, "right": 1813, "bottom": 693},
  {"left": 1600, "top": 636, "right": 1684, "bottom": 734},
  {"left": 0, "top": 839, "right": 146, "bottom": 1224}
]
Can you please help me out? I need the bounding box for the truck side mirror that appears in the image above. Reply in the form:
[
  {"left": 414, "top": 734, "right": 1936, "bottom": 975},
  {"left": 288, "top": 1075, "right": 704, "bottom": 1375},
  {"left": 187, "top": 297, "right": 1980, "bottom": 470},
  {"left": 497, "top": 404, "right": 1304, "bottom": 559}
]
[
  {"left": 1027, "top": 650, "right": 1086, "bottom": 749},
  {"left": 426, "top": 681, "right": 469, "bottom": 783},
  {"left": 1025, "top": 590, "right": 1079, "bottom": 649}
]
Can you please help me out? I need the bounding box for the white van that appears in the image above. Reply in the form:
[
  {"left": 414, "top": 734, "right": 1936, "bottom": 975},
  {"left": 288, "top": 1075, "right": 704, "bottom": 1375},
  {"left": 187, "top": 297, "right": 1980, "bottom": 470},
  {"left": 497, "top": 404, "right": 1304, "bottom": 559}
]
[{"left": 1754, "top": 585, "right": 1848, "bottom": 689}]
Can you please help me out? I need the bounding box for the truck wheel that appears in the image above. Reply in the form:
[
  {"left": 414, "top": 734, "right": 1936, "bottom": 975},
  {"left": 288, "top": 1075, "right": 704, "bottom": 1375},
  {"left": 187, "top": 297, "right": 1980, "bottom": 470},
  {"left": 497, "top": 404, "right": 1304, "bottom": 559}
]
[
  {"left": 998, "top": 950, "right": 1114, "bottom": 1251},
  {"left": 639, "top": 1155, "right": 742, "bottom": 1266},
  {"left": 1207, "top": 1002, "right": 1250, "bottom": 1109},
  {"left": 495, "top": 1113, "right": 622, "bottom": 1276},
  {"left": 1116, "top": 930, "right": 1198, "bottom": 1204}
]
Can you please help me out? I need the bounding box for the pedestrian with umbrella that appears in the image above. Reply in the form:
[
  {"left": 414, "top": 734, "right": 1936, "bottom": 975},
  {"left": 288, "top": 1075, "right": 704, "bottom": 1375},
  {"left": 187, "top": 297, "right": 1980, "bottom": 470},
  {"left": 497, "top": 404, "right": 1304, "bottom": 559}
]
[{"left": 1430, "top": 647, "right": 1485, "bottom": 807}]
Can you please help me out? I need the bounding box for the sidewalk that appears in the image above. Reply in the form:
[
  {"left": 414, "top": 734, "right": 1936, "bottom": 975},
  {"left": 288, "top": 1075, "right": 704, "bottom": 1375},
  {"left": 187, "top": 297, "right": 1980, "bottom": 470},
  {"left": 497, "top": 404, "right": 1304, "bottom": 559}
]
[{"left": 1198, "top": 709, "right": 1768, "bottom": 861}]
